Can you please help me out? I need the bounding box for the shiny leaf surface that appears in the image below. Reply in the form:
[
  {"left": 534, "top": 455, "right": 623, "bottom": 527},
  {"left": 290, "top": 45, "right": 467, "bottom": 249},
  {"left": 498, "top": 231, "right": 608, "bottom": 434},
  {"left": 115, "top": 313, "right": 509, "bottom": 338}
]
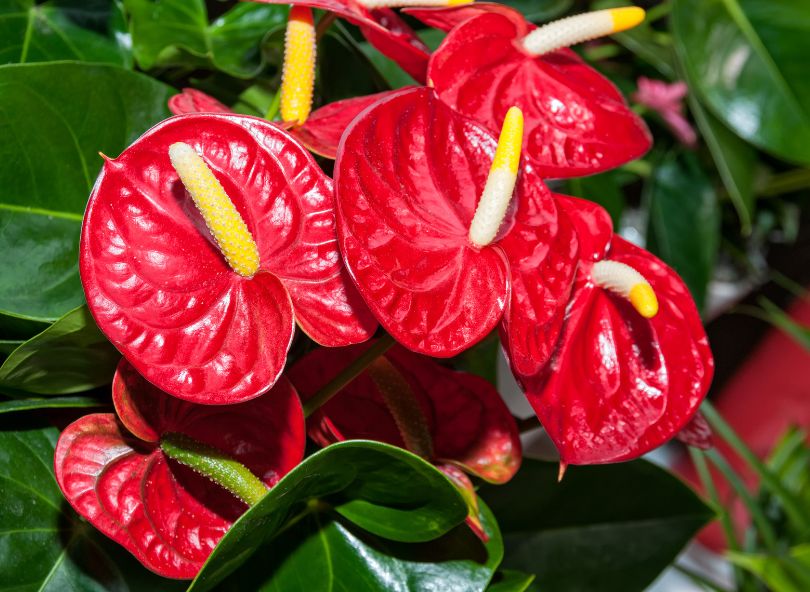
[
  {"left": 0, "top": 395, "right": 103, "bottom": 414},
  {"left": 0, "top": 306, "right": 119, "bottom": 395},
  {"left": 188, "top": 440, "right": 469, "bottom": 591},
  {"left": 672, "top": 0, "right": 810, "bottom": 164},
  {"left": 481, "top": 458, "right": 713, "bottom": 592},
  {"left": 0, "top": 62, "right": 173, "bottom": 325}
]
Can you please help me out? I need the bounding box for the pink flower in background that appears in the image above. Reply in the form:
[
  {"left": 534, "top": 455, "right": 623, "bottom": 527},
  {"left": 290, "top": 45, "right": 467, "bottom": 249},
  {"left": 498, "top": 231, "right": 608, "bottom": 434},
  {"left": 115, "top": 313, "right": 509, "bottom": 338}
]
[{"left": 633, "top": 77, "right": 698, "bottom": 148}]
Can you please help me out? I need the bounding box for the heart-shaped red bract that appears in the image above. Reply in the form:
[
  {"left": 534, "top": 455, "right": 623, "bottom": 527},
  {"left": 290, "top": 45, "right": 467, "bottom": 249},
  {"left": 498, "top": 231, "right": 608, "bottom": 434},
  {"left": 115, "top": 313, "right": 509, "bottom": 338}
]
[
  {"left": 54, "top": 360, "right": 305, "bottom": 579},
  {"left": 253, "top": 0, "right": 430, "bottom": 82},
  {"left": 80, "top": 113, "right": 376, "bottom": 404},
  {"left": 426, "top": 12, "right": 652, "bottom": 178},
  {"left": 288, "top": 341, "right": 521, "bottom": 483},
  {"left": 335, "top": 86, "right": 578, "bottom": 365},
  {"left": 168, "top": 88, "right": 405, "bottom": 160},
  {"left": 515, "top": 195, "right": 714, "bottom": 464}
]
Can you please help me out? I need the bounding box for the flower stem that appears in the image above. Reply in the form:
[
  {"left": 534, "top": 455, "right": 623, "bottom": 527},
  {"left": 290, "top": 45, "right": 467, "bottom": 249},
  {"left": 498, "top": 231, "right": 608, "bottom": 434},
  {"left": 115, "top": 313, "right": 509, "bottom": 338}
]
[
  {"left": 316, "top": 12, "right": 337, "bottom": 40},
  {"left": 303, "top": 333, "right": 396, "bottom": 417},
  {"left": 161, "top": 432, "right": 268, "bottom": 507}
]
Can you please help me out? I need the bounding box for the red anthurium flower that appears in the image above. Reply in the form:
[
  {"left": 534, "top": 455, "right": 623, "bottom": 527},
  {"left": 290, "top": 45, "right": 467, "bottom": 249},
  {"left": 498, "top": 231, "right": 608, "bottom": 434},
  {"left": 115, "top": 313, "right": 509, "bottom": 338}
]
[
  {"left": 420, "top": 8, "right": 652, "bottom": 178},
  {"left": 288, "top": 340, "right": 521, "bottom": 538},
  {"left": 254, "top": 0, "right": 466, "bottom": 83},
  {"left": 168, "top": 87, "right": 406, "bottom": 160},
  {"left": 54, "top": 360, "right": 306, "bottom": 579},
  {"left": 335, "top": 86, "right": 578, "bottom": 370},
  {"left": 514, "top": 195, "right": 714, "bottom": 465},
  {"left": 80, "top": 113, "right": 376, "bottom": 404}
]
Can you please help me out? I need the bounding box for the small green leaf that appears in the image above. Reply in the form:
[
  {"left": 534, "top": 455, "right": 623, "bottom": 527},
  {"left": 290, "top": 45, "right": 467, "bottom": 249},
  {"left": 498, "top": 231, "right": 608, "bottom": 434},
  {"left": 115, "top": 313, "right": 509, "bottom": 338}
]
[
  {"left": 0, "top": 395, "right": 104, "bottom": 414},
  {"left": 672, "top": 0, "right": 810, "bottom": 164},
  {"left": 480, "top": 459, "right": 713, "bottom": 592},
  {"left": 0, "top": 306, "right": 119, "bottom": 395},
  {"left": 0, "top": 62, "right": 173, "bottom": 326},
  {"left": 0, "top": 0, "right": 131, "bottom": 66},
  {"left": 189, "top": 440, "right": 469, "bottom": 592},
  {"left": 124, "top": 0, "right": 287, "bottom": 77},
  {"left": 487, "top": 569, "right": 536, "bottom": 592},
  {"left": 728, "top": 546, "right": 810, "bottom": 592},
  {"left": 645, "top": 150, "right": 720, "bottom": 311},
  {"left": 218, "top": 499, "right": 503, "bottom": 592}
]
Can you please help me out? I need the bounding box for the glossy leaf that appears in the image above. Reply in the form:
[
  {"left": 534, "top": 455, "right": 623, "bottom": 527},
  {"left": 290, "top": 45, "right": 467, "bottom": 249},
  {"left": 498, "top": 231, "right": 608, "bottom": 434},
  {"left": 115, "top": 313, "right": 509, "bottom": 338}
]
[
  {"left": 188, "top": 441, "right": 469, "bottom": 591},
  {"left": 672, "top": 0, "right": 810, "bottom": 164},
  {"left": 0, "top": 422, "right": 185, "bottom": 591},
  {"left": 0, "top": 306, "right": 119, "bottom": 395},
  {"left": 124, "top": 0, "right": 287, "bottom": 77},
  {"left": 0, "top": 62, "right": 173, "bottom": 325},
  {"left": 0, "top": 0, "right": 131, "bottom": 66},
  {"left": 487, "top": 570, "right": 536, "bottom": 592},
  {"left": 81, "top": 112, "right": 375, "bottom": 403},
  {"left": 646, "top": 151, "right": 720, "bottom": 311},
  {"left": 216, "top": 498, "right": 503, "bottom": 592},
  {"left": 0, "top": 395, "right": 104, "bottom": 414},
  {"left": 481, "top": 458, "right": 714, "bottom": 592}
]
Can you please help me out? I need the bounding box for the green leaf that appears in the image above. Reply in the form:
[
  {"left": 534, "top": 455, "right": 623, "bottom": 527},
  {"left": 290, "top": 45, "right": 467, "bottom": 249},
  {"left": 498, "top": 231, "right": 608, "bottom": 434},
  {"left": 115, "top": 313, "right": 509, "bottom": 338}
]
[
  {"left": 0, "top": 62, "right": 173, "bottom": 325},
  {"left": 645, "top": 150, "right": 720, "bottom": 311},
  {"left": 499, "top": 0, "right": 572, "bottom": 23},
  {"left": 672, "top": 0, "right": 810, "bottom": 164},
  {"left": 487, "top": 569, "right": 536, "bottom": 592},
  {"left": 451, "top": 332, "right": 499, "bottom": 385},
  {"left": 218, "top": 498, "right": 503, "bottom": 592},
  {"left": 566, "top": 170, "right": 625, "bottom": 227},
  {"left": 728, "top": 546, "right": 810, "bottom": 592},
  {"left": 0, "top": 395, "right": 104, "bottom": 413},
  {"left": 0, "top": 421, "right": 185, "bottom": 591},
  {"left": 480, "top": 459, "right": 713, "bottom": 592},
  {"left": 319, "top": 22, "right": 389, "bottom": 103},
  {"left": 685, "top": 90, "right": 756, "bottom": 233},
  {"left": 0, "top": 340, "right": 22, "bottom": 356},
  {"left": 0, "top": 306, "right": 119, "bottom": 395},
  {"left": 124, "top": 0, "right": 287, "bottom": 77},
  {"left": 758, "top": 298, "right": 810, "bottom": 352},
  {"left": 0, "top": 0, "right": 131, "bottom": 66},
  {"left": 189, "top": 440, "right": 469, "bottom": 592}
]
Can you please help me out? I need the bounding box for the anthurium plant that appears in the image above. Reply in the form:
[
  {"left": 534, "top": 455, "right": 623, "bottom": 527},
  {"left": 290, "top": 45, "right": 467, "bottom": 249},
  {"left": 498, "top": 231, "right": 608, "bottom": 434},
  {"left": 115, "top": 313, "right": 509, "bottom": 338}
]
[{"left": 2, "top": 0, "right": 809, "bottom": 591}]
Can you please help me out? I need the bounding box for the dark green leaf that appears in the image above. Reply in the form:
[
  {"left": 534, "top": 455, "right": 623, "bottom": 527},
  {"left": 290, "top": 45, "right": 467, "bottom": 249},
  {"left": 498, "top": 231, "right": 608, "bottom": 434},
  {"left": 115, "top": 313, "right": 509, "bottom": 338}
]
[
  {"left": 672, "top": 0, "right": 810, "bottom": 164},
  {"left": 0, "top": 0, "right": 131, "bottom": 66},
  {"left": 451, "top": 332, "right": 500, "bottom": 385},
  {"left": 645, "top": 151, "right": 720, "bottom": 311},
  {"left": 480, "top": 459, "right": 713, "bottom": 592},
  {"left": 566, "top": 170, "right": 625, "bottom": 227},
  {"left": 0, "top": 306, "right": 119, "bottom": 395},
  {"left": 320, "top": 22, "right": 388, "bottom": 103},
  {"left": 0, "top": 421, "right": 184, "bottom": 591},
  {"left": 499, "top": 0, "right": 572, "bottom": 23},
  {"left": 487, "top": 569, "right": 536, "bottom": 592},
  {"left": 218, "top": 498, "right": 502, "bottom": 592},
  {"left": 124, "top": 0, "right": 287, "bottom": 77},
  {"left": 0, "top": 62, "right": 173, "bottom": 325},
  {"left": 189, "top": 440, "right": 468, "bottom": 592},
  {"left": 0, "top": 395, "right": 104, "bottom": 414},
  {"left": 0, "top": 340, "right": 22, "bottom": 355}
]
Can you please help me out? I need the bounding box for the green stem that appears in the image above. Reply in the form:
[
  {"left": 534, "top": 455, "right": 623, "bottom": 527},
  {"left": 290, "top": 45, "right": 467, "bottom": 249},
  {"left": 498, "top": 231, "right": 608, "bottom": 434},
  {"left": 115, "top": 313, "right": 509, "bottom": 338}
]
[
  {"left": 759, "top": 168, "right": 810, "bottom": 197},
  {"left": 265, "top": 87, "right": 282, "bottom": 121},
  {"left": 673, "top": 564, "right": 730, "bottom": 592},
  {"left": 303, "top": 333, "right": 396, "bottom": 417},
  {"left": 690, "top": 448, "right": 741, "bottom": 552},
  {"left": 702, "top": 401, "right": 810, "bottom": 533},
  {"left": 161, "top": 433, "right": 267, "bottom": 506},
  {"left": 705, "top": 449, "right": 780, "bottom": 554}
]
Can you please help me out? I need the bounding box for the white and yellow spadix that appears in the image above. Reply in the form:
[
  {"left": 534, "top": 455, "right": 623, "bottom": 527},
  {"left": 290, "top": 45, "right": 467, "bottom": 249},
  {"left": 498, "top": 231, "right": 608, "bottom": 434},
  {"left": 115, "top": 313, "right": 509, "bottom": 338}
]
[
  {"left": 357, "top": 0, "right": 471, "bottom": 9},
  {"left": 280, "top": 6, "right": 316, "bottom": 125},
  {"left": 591, "top": 259, "right": 658, "bottom": 319},
  {"left": 168, "top": 142, "right": 260, "bottom": 278},
  {"left": 469, "top": 106, "right": 524, "bottom": 248},
  {"left": 522, "top": 7, "right": 645, "bottom": 56}
]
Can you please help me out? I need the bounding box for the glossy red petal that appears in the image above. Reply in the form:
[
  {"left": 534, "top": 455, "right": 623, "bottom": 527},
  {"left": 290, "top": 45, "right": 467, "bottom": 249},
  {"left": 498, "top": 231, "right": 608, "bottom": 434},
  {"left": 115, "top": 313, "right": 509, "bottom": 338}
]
[
  {"left": 168, "top": 88, "right": 232, "bottom": 115},
  {"left": 521, "top": 229, "right": 713, "bottom": 464},
  {"left": 289, "top": 341, "right": 521, "bottom": 483},
  {"left": 428, "top": 13, "right": 652, "bottom": 178},
  {"left": 290, "top": 89, "right": 407, "bottom": 159},
  {"left": 555, "top": 194, "right": 613, "bottom": 262},
  {"left": 335, "top": 87, "right": 510, "bottom": 356},
  {"left": 403, "top": 3, "right": 529, "bottom": 35},
  {"left": 81, "top": 114, "right": 369, "bottom": 403}
]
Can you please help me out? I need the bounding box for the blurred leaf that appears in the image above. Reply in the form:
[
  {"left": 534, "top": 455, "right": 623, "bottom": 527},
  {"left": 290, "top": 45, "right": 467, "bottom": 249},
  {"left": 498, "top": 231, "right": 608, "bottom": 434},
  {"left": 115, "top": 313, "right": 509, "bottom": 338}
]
[
  {"left": 0, "top": 395, "right": 104, "bottom": 413},
  {"left": 566, "top": 170, "right": 625, "bottom": 227},
  {"left": 218, "top": 499, "right": 502, "bottom": 592},
  {"left": 0, "top": 62, "right": 172, "bottom": 326},
  {"left": 189, "top": 441, "right": 468, "bottom": 592},
  {"left": 487, "top": 569, "right": 536, "bottom": 592},
  {"left": 672, "top": 0, "right": 810, "bottom": 164},
  {"left": 480, "top": 458, "right": 713, "bottom": 592},
  {"left": 685, "top": 90, "right": 756, "bottom": 233},
  {"left": 499, "top": 0, "right": 572, "bottom": 23},
  {"left": 592, "top": 0, "right": 675, "bottom": 78},
  {"left": 646, "top": 151, "right": 720, "bottom": 311},
  {"left": 0, "top": 340, "right": 22, "bottom": 356},
  {"left": 0, "top": 421, "right": 185, "bottom": 591},
  {"left": 728, "top": 546, "right": 810, "bottom": 592},
  {"left": 0, "top": 0, "right": 131, "bottom": 66},
  {"left": 0, "top": 306, "right": 119, "bottom": 395},
  {"left": 451, "top": 332, "right": 499, "bottom": 385},
  {"left": 124, "top": 0, "right": 287, "bottom": 77},
  {"left": 758, "top": 298, "right": 810, "bottom": 351}
]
